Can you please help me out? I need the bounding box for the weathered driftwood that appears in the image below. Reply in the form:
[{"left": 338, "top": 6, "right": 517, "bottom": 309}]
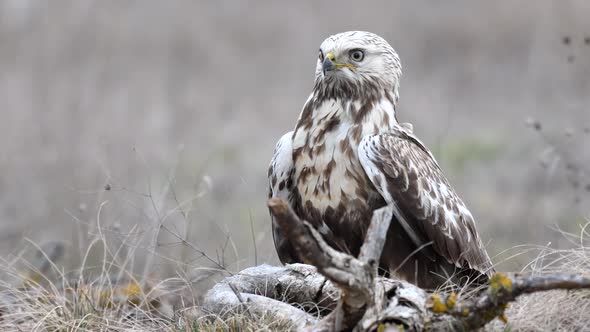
[
  {"left": 202, "top": 263, "right": 337, "bottom": 330},
  {"left": 202, "top": 263, "right": 428, "bottom": 330},
  {"left": 201, "top": 198, "right": 590, "bottom": 331}
]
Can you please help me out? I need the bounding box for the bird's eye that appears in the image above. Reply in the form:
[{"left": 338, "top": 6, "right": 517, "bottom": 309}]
[
  {"left": 349, "top": 49, "right": 365, "bottom": 62},
  {"left": 319, "top": 50, "right": 324, "bottom": 61}
]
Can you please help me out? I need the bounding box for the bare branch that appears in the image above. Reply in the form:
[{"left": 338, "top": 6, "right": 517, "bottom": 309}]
[
  {"left": 268, "top": 199, "right": 395, "bottom": 331},
  {"left": 429, "top": 272, "right": 590, "bottom": 331},
  {"left": 268, "top": 198, "right": 372, "bottom": 295},
  {"left": 359, "top": 205, "right": 393, "bottom": 271}
]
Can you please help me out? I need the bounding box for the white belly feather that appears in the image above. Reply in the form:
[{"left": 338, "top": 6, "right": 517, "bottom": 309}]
[{"left": 296, "top": 130, "right": 362, "bottom": 211}]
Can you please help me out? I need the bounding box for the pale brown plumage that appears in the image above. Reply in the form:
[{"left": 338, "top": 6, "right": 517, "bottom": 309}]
[{"left": 268, "top": 31, "right": 494, "bottom": 289}]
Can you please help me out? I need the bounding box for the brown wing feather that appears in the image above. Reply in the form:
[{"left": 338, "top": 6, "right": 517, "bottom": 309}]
[{"left": 358, "top": 126, "right": 494, "bottom": 276}]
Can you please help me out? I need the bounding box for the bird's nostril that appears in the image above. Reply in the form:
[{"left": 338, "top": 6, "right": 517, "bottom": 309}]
[{"left": 322, "top": 57, "right": 335, "bottom": 73}]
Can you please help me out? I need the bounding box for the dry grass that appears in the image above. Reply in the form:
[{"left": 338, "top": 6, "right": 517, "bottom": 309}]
[
  {"left": 185, "top": 312, "right": 294, "bottom": 332},
  {"left": 2, "top": 228, "right": 590, "bottom": 331},
  {"left": 0, "top": 242, "right": 293, "bottom": 331},
  {"left": 484, "top": 224, "right": 590, "bottom": 331},
  {"left": 0, "top": 238, "right": 179, "bottom": 331}
]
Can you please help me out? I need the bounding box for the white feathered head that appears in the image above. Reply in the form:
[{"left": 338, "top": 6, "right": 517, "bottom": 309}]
[{"left": 314, "top": 31, "right": 402, "bottom": 101}]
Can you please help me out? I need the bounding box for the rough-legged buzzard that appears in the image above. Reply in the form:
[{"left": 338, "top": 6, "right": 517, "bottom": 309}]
[{"left": 268, "top": 31, "right": 494, "bottom": 289}]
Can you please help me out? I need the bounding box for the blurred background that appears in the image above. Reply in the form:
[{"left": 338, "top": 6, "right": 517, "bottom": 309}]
[{"left": 0, "top": 0, "right": 589, "bottom": 279}]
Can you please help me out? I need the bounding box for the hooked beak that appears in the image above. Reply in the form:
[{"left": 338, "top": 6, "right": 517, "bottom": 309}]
[
  {"left": 322, "top": 52, "right": 356, "bottom": 75},
  {"left": 322, "top": 52, "right": 336, "bottom": 74}
]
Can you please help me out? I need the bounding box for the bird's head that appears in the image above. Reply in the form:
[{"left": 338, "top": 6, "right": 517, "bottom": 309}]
[{"left": 314, "top": 31, "right": 402, "bottom": 101}]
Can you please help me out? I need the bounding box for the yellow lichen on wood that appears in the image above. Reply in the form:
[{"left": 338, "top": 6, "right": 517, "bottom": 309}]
[
  {"left": 489, "top": 272, "right": 513, "bottom": 295},
  {"left": 446, "top": 292, "right": 457, "bottom": 309},
  {"left": 427, "top": 294, "right": 448, "bottom": 313},
  {"left": 482, "top": 273, "right": 513, "bottom": 324},
  {"left": 427, "top": 292, "right": 457, "bottom": 314}
]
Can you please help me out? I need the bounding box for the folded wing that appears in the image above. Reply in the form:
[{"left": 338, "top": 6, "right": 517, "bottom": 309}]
[
  {"left": 268, "top": 132, "right": 298, "bottom": 264},
  {"left": 358, "top": 126, "right": 494, "bottom": 275}
]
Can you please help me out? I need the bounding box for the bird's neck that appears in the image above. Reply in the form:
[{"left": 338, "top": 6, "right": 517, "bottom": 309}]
[{"left": 294, "top": 90, "right": 398, "bottom": 136}]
